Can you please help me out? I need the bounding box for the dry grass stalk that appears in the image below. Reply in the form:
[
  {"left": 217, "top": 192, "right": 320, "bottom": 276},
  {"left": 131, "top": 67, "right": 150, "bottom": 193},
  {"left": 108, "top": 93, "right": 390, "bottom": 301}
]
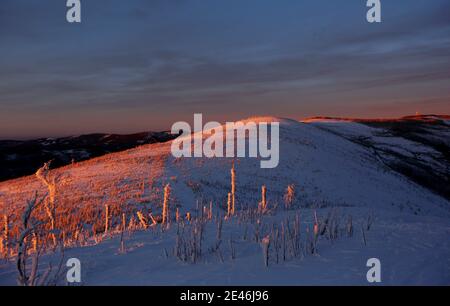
[
  {"left": 16, "top": 192, "right": 50, "bottom": 286},
  {"left": 128, "top": 216, "right": 137, "bottom": 231},
  {"left": 284, "top": 184, "right": 295, "bottom": 209},
  {"left": 174, "top": 219, "right": 205, "bottom": 263},
  {"left": 217, "top": 218, "right": 223, "bottom": 241},
  {"left": 313, "top": 211, "right": 319, "bottom": 236},
  {"left": 312, "top": 211, "right": 319, "bottom": 254},
  {"left": 122, "top": 213, "right": 126, "bottom": 232},
  {"left": 361, "top": 224, "right": 367, "bottom": 246},
  {"left": 149, "top": 212, "right": 158, "bottom": 226},
  {"left": 74, "top": 229, "right": 80, "bottom": 244},
  {"left": 137, "top": 211, "right": 149, "bottom": 229}
]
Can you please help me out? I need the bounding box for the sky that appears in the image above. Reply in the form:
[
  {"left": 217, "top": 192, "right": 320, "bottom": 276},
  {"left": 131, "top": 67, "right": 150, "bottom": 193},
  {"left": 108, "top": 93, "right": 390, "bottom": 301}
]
[{"left": 0, "top": 0, "right": 449, "bottom": 139}]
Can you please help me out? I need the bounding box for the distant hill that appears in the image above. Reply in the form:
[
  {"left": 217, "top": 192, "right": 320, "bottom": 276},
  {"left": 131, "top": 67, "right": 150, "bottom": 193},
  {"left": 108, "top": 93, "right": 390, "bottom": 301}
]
[
  {"left": 0, "top": 131, "right": 178, "bottom": 182},
  {"left": 303, "top": 115, "right": 450, "bottom": 200}
]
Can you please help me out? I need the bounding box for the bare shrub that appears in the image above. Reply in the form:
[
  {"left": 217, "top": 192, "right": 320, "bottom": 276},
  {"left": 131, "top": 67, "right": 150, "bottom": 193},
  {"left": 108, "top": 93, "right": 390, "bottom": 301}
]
[
  {"left": 174, "top": 219, "right": 205, "bottom": 263},
  {"left": 35, "top": 162, "right": 58, "bottom": 246},
  {"left": 16, "top": 192, "right": 65, "bottom": 286}
]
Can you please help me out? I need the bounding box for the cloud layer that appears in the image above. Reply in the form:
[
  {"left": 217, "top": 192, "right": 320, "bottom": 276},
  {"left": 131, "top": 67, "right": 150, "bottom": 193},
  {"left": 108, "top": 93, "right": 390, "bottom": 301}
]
[{"left": 1, "top": 0, "right": 449, "bottom": 138}]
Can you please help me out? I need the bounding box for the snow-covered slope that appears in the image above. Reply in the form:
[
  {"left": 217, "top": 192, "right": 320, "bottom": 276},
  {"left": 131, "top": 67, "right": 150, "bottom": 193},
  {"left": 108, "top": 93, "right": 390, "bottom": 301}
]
[
  {"left": 0, "top": 116, "right": 449, "bottom": 285},
  {"left": 1, "top": 116, "right": 447, "bottom": 216},
  {"left": 168, "top": 117, "right": 448, "bottom": 217}
]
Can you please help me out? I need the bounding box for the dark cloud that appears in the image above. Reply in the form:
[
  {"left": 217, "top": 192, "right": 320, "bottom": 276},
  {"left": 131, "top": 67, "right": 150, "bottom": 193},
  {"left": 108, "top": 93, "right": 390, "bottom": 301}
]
[{"left": 0, "top": 0, "right": 449, "bottom": 138}]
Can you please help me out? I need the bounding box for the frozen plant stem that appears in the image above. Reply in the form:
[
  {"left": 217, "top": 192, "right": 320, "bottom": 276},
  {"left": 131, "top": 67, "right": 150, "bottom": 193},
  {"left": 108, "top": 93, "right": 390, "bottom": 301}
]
[
  {"left": 261, "top": 235, "right": 270, "bottom": 267},
  {"left": 162, "top": 183, "right": 171, "bottom": 226},
  {"left": 1, "top": 215, "right": 8, "bottom": 258},
  {"left": 119, "top": 213, "right": 126, "bottom": 253},
  {"left": 209, "top": 202, "right": 213, "bottom": 220},
  {"left": 229, "top": 235, "right": 236, "bottom": 260},
  {"left": 260, "top": 185, "right": 267, "bottom": 212},
  {"left": 137, "top": 211, "right": 148, "bottom": 229},
  {"left": 227, "top": 193, "right": 232, "bottom": 217},
  {"left": 361, "top": 224, "right": 367, "bottom": 246},
  {"left": 17, "top": 193, "right": 47, "bottom": 286},
  {"left": 32, "top": 233, "right": 38, "bottom": 253},
  {"left": 284, "top": 184, "right": 295, "bottom": 209},
  {"left": 35, "top": 162, "right": 57, "bottom": 246},
  {"left": 104, "top": 204, "right": 109, "bottom": 235},
  {"left": 347, "top": 215, "right": 353, "bottom": 237},
  {"left": 313, "top": 211, "right": 319, "bottom": 254},
  {"left": 217, "top": 218, "right": 223, "bottom": 241},
  {"left": 231, "top": 163, "right": 236, "bottom": 215}
]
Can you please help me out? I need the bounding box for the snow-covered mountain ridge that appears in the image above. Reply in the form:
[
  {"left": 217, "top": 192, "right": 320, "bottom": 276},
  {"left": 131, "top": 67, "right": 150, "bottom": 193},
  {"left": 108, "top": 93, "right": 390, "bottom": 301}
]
[{"left": 0, "top": 115, "right": 449, "bottom": 285}]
